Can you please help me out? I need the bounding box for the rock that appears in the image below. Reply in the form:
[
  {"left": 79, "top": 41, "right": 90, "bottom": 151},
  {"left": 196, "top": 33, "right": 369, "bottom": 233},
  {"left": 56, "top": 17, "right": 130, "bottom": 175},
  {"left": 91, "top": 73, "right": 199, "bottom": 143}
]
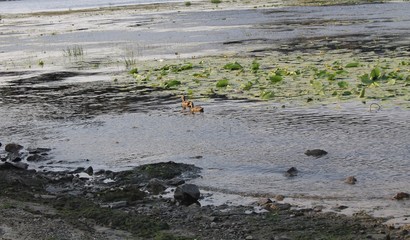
[
  {"left": 147, "top": 178, "right": 166, "bottom": 195},
  {"left": 275, "top": 195, "right": 285, "bottom": 201},
  {"left": 84, "top": 166, "right": 93, "bottom": 175},
  {"left": 264, "top": 202, "right": 291, "bottom": 211},
  {"left": 304, "top": 149, "right": 327, "bottom": 157},
  {"left": 166, "top": 178, "right": 185, "bottom": 186},
  {"left": 0, "top": 162, "right": 28, "bottom": 170},
  {"left": 174, "top": 183, "right": 201, "bottom": 206},
  {"left": 393, "top": 192, "right": 410, "bottom": 200},
  {"left": 257, "top": 198, "right": 273, "bottom": 206},
  {"left": 285, "top": 167, "right": 298, "bottom": 177},
  {"left": 5, "top": 143, "right": 23, "bottom": 153},
  {"left": 71, "top": 167, "right": 85, "bottom": 174},
  {"left": 26, "top": 154, "right": 44, "bottom": 162},
  {"left": 27, "top": 147, "right": 51, "bottom": 154},
  {"left": 344, "top": 176, "right": 357, "bottom": 184},
  {"left": 11, "top": 157, "right": 22, "bottom": 162}
]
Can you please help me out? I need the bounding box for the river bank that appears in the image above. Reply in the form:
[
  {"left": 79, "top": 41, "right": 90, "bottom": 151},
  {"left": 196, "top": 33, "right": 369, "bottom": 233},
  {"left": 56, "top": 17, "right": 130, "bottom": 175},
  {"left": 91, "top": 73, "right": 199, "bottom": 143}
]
[{"left": 0, "top": 160, "right": 408, "bottom": 239}]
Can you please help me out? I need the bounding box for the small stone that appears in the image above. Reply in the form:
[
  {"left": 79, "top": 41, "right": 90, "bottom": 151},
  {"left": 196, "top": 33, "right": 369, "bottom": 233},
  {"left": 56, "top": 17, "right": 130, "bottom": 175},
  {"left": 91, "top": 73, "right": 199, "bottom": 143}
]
[
  {"left": 245, "top": 236, "right": 253, "bottom": 240},
  {"left": 345, "top": 176, "right": 357, "bottom": 185},
  {"left": 285, "top": 167, "right": 298, "bottom": 177},
  {"left": 26, "top": 154, "right": 44, "bottom": 162},
  {"left": 11, "top": 157, "right": 22, "bottom": 162},
  {"left": 393, "top": 192, "right": 410, "bottom": 200},
  {"left": 304, "top": 149, "right": 327, "bottom": 157},
  {"left": 84, "top": 166, "right": 93, "bottom": 175},
  {"left": 5, "top": 143, "right": 23, "bottom": 153},
  {"left": 258, "top": 198, "right": 272, "bottom": 206},
  {"left": 275, "top": 195, "right": 285, "bottom": 201},
  {"left": 174, "top": 184, "right": 200, "bottom": 206},
  {"left": 147, "top": 178, "right": 166, "bottom": 195},
  {"left": 166, "top": 178, "right": 185, "bottom": 186}
]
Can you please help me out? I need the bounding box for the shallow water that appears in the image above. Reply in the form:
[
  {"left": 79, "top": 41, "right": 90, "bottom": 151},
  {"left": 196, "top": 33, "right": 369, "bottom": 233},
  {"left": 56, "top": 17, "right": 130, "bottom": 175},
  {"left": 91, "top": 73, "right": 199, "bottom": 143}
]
[
  {"left": 1, "top": 97, "right": 409, "bottom": 201},
  {"left": 0, "top": 0, "right": 183, "bottom": 13}
]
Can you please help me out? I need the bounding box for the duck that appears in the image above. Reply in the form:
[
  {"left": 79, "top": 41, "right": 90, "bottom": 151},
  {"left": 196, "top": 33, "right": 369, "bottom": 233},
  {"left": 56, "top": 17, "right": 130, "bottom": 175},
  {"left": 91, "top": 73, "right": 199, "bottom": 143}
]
[
  {"left": 188, "top": 101, "right": 204, "bottom": 113},
  {"left": 180, "top": 95, "right": 192, "bottom": 110}
]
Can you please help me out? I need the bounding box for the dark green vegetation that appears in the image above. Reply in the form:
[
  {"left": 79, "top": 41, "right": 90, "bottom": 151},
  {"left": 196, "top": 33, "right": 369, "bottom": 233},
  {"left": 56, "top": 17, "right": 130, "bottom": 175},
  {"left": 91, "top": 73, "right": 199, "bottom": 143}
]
[{"left": 128, "top": 53, "right": 410, "bottom": 107}]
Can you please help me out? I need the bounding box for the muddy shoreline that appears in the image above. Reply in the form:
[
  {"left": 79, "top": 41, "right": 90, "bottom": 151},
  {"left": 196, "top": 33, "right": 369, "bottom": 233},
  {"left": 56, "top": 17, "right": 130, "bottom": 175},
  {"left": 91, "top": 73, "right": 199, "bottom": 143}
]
[{"left": 0, "top": 161, "right": 408, "bottom": 239}]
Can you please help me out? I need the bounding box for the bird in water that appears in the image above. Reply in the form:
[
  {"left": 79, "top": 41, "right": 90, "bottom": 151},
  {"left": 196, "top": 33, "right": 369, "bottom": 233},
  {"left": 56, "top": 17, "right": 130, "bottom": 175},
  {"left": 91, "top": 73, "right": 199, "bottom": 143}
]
[
  {"left": 188, "top": 101, "right": 204, "bottom": 113},
  {"left": 180, "top": 95, "right": 192, "bottom": 110}
]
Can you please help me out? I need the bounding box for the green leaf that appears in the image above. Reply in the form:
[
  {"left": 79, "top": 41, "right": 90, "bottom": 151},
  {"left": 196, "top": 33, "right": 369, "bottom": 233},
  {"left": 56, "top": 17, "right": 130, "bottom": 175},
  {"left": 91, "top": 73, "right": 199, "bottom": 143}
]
[
  {"left": 241, "top": 81, "right": 253, "bottom": 91},
  {"left": 223, "top": 62, "right": 243, "bottom": 70},
  {"left": 269, "top": 74, "right": 283, "bottom": 83},
  {"left": 251, "top": 60, "right": 260, "bottom": 72},
  {"left": 129, "top": 68, "right": 138, "bottom": 74},
  {"left": 360, "top": 74, "right": 373, "bottom": 85},
  {"left": 359, "top": 88, "right": 366, "bottom": 98},
  {"left": 260, "top": 91, "right": 274, "bottom": 100},
  {"left": 345, "top": 62, "right": 359, "bottom": 68},
  {"left": 163, "top": 80, "right": 181, "bottom": 89},
  {"left": 337, "top": 81, "right": 349, "bottom": 89},
  {"left": 216, "top": 79, "right": 229, "bottom": 88},
  {"left": 370, "top": 67, "right": 381, "bottom": 80}
]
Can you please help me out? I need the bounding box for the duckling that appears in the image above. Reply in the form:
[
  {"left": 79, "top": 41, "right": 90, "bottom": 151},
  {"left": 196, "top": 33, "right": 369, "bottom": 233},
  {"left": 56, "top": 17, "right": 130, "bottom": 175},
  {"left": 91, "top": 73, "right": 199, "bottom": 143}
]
[
  {"left": 188, "top": 101, "right": 204, "bottom": 113},
  {"left": 180, "top": 95, "right": 192, "bottom": 110}
]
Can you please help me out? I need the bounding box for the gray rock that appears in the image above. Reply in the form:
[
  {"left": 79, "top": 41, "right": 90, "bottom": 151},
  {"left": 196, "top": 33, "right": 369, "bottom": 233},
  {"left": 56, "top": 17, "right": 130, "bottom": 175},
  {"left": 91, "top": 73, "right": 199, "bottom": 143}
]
[
  {"left": 26, "top": 154, "right": 44, "bottom": 162},
  {"left": 5, "top": 143, "right": 23, "bottom": 153},
  {"left": 84, "top": 166, "right": 93, "bottom": 175},
  {"left": 0, "top": 162, "right": 29, "bottom": 170},
  {"left": 305, "top": 149, "right": 328, "bottom": 157},
  {"left": 166, "top": 178, "right": 185, "bottom": 186},
  {"left": 174, "top": 183, "right": 200, "bottom": 206},
  {"left": 147, "top": 178, "right": 166, "bottom": 195},
  {"left": 285, "top": 167, "right": 298, "bottom": 177}
]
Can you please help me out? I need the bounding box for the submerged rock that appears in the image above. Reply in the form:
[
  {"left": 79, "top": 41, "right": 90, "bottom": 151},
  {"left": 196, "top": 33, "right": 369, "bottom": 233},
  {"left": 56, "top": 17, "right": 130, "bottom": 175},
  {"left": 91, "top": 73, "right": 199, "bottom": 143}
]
[
  {"left": 344, "top": 176, "right": 357, "bottom": 185},
  {"left": 5, "top": 143, "right": 23, "bottom": 153},
  {"left": 174, "top": 184, "right": 200, "bottom": 206},
  {"left": 285, "top": 167, "right": 298, "bottom": 177},
  {"left": 305, "top": 149, "right": 328, "bottom": 157},
  {"left": 393, "top": 192, "right": 410, "bottom": 200}
]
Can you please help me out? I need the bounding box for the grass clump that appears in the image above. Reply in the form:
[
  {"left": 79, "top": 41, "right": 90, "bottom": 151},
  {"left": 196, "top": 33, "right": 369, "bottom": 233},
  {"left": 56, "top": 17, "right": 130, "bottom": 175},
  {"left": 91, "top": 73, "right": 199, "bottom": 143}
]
[
  {"left": 185, "top": 1, "right": 192, "bottom": 6},
  {"left": 211, "top": 0, "right": 221, "bottom": 3},
  {"left": 63, "top": 45, "right": 84, "bottom": 57}
]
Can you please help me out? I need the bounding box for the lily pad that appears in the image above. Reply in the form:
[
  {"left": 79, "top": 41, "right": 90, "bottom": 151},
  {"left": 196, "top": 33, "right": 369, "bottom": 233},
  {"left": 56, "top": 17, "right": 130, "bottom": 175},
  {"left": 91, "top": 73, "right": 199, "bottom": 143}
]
[
  {"left": 216, "top": 79, "right": 229, "bottom": 88},
  {"left": 163, "top": 80, "right": 181, "bottom": 89},
  {"left": 223, "top": 62, "right": 243, "bottom": 70}
]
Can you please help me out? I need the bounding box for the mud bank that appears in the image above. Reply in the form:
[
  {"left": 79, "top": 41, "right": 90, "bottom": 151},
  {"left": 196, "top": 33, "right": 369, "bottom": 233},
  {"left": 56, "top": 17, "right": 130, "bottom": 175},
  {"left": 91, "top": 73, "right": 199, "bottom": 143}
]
[{"left": 0, "top": 161, "right": 408, "bottom": 240}]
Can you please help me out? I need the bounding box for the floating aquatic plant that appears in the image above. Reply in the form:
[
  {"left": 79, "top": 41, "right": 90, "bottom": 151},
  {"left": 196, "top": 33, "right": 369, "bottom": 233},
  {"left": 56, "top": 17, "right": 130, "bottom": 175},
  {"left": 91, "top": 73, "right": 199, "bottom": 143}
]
[
  {"left": 223, "top": 62, "right": 243, "bottom": 71},
  {"left": 163, "top": 80, "right": 181, "bottom": 89},
  {"left": 129, "top": 68, "right": 138, "bottom": 75},
  {"left": 345, "top": 62, "right": 360, "bottom": 68},
  {"left": 251, "top": 60, "right": 260, "bottom": 72},
  {"left": 216, "top": 78, "right": 229, "bottom": 88}
]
